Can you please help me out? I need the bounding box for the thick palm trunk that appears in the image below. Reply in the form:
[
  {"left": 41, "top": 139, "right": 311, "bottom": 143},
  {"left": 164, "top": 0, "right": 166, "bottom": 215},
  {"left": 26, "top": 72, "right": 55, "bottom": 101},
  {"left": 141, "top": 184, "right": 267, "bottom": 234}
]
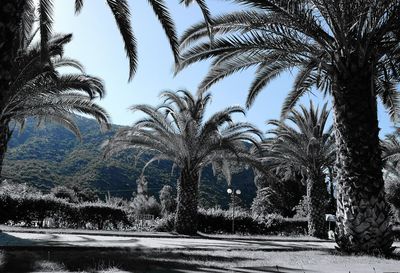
[
  {"left": 0, "top": 0, "right": 25, "bottom": 93},
  {"left": 0, "top": 1, "right": 25, "bottom": 180},
  {"left": 174, "top": 167, "right": 199, "bottom": 235},
  {"left": 307, "top": 170, "right": 328, "bottom": 238},
  {"left": 332, "top": 65, "right": 393, "bottom": 253}
]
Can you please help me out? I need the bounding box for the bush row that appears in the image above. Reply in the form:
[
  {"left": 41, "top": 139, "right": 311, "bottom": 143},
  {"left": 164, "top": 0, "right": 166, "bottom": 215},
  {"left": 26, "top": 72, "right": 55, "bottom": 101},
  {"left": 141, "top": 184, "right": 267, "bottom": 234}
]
[
  {"left": 0, "top": 193, "right": 129, "bottom": 229},
  {"left": 198, "top": 208, "right": 308, "bottom": 235},
  {"left": 155, "top": 208, "right": 308, "bottom": 235}
]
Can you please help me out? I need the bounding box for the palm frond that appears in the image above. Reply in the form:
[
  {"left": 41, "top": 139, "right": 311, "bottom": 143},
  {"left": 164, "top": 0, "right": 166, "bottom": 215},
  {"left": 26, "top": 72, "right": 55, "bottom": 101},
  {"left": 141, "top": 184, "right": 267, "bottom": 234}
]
[
  {"left": 147, "top": 0, "right": 179, "bottom": 63},
  {"left": 106, "top": 0, "right": 137, "bottom": 80},
  {"left": 105, "top": 90, "right": 263, "bottom": 184},
  {"left": 75, "top": 0, "right": 84, "bottom": 14},
  {"left": 38, "top": 0, "right": 54, "bottom": 63}
]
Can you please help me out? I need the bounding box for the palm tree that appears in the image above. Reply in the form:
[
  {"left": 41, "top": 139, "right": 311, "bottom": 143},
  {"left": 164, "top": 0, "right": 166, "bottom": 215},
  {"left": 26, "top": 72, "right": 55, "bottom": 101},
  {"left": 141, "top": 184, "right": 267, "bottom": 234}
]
[
  {"left": 177, "top": 1, "right": 400, "bottom": 252},
  {"left": 261, "top": 102, "right": 335, "bottom": 238},
  {"left": 0, "top": 0, "right": 212, "bottom": 156},
  {"left": 0, "top": 32, "right": 110, "bottom": 177},
  {"left": 103, "top": 90, "right": 263, "bottom": 235}
]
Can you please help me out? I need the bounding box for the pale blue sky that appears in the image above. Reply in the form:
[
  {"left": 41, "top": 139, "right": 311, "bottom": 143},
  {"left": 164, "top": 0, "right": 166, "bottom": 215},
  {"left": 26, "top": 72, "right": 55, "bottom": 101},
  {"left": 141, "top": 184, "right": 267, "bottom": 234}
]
[{"left": 52, "top": 0, "right": 395, "bottom": 136}]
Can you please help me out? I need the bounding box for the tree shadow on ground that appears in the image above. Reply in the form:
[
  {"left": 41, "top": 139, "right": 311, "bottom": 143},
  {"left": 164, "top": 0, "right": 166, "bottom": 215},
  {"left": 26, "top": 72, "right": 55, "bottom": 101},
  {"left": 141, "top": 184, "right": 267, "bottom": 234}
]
[
  {"left": 1, "top": 232, "right": 399, "bottom": 273},
  {"left": 198, "top": 233, "right": 332, "bottom": 243},
  {"left": 320, "top": 248, "right": 400, "bottom": 260},
  {"left": 0, "top": 232, "right": 38, "bottom": 247},
  {"left": 0, "top": 248, "right": 257, "bottom": 273},
  {"left": 0, "top": 232, "right": 144, "bottom": 249}
]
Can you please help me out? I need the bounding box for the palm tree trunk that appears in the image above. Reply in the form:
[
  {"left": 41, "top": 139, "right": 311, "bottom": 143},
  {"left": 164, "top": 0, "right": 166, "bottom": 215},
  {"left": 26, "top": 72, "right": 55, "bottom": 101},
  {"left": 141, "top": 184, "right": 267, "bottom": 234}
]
[
  {"left": 328, "top": 167, "right": 336, "bottom": 213},
  {"left": 0, "top": 0, "right": 25, "bottom": 94},
  {"left": 174, "top": 167, "right": 199, "bottom": 235},
  {"left": 332, "top": 66, "right": 393, "bottom": 253},
  {"left": 0, "top": 121, "right": 11, "bottom": 178},
  {"left": 307, "top": 170, "right": 328, "bottom": 238},
  {"left": 0, "top": 0, "right": 25, "bottom": 181}
]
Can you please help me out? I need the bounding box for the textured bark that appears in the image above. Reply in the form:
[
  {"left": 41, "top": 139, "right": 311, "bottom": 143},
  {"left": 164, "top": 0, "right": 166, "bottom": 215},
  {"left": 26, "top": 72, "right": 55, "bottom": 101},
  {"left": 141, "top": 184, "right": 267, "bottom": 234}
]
[
  {"left": 0, "top": 1, "right": 25, "bottom": 181},
  {"left": 307, "top": 170, "right": 328, "bottom": 239},
  {"left": 0, "top": 121, "right": 11, "bottom": 178},
  {"left": 332, "top": 61, "right": 393, "bottom": 253},
  {"left": 174, "top": 167, "right": 199, "bottom": 235},
  {"left": 0, "top": 0, "right": 25, "bottom": 96}
]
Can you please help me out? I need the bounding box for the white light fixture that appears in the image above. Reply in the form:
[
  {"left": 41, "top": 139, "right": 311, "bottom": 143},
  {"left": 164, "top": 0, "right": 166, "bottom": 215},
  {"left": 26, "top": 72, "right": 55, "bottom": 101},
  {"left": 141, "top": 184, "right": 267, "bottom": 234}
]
[
  {"left": 235, "top": 189, "right": 241, "bottom": 195},
  {"left": 227, "top": 188, "right": 233, "bottom": 194}
]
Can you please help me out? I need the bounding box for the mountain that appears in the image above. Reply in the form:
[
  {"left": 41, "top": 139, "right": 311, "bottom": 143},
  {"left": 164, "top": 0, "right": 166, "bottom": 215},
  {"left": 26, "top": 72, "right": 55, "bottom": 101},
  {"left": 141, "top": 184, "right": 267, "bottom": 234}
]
[{"left": 2, "top": 116, "right": 256, "bottom": 208}]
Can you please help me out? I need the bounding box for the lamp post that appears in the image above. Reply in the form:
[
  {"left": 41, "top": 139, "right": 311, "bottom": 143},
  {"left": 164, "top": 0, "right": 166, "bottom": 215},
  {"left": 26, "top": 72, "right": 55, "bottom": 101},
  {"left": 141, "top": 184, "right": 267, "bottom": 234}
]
[{"left": 227, "top": 187, "right": 241, "bottom": 234}]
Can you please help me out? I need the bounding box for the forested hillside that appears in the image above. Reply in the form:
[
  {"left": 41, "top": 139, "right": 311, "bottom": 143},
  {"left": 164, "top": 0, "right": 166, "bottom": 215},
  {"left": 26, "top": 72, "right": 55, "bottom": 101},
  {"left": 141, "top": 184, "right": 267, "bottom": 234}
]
[{"left": 2, "top": 116, "right": 256, "bottom": 208}]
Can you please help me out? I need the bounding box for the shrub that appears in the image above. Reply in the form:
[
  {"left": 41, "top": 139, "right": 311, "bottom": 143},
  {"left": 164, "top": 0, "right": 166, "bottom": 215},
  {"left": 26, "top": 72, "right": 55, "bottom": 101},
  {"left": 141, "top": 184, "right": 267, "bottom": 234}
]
[
  {"left": 0, "top": 192, "right": 74, "bottom": 227},
  {"left": 130, "top": 195, "right": 161, "bottom": 218},
  {"left": 0, "top": 192, "right": 130, "bottom": 230},
  {"left": 153, "top": 207, "right": 308, "bottom": 235},
  {"left": 293, "top": 196, "right": 309, "bottom": 218},
  {"left": 159, "top": 185, "right": 176, "bottom": 216},
  {"left": 0, "top": 180, "right": 39, "bottom": 197},
  {"left": 154, "top": 213, "right": 175, "bottom": 232},
  {"left": 251, "top": 171, "right": 305, "bottom": 217},
  {"left": 78, "top": 202, "right": 130, "bottom": 230},
  {"left": 386, "top": 180, "right": 400, "bottom": 210},
  {"left": 197, "top": 208, "right": 307, "bottom": 235},
  {"left": 51, "top": 186, "right": 78, "bottom": 203}
]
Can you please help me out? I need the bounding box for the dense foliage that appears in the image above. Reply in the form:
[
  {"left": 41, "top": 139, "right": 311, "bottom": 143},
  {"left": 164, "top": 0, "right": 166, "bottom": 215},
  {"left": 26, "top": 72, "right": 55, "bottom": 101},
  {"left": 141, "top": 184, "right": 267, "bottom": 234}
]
[
  {"left": 2, "top": 116, "right": 256, "bottom": 208},
  {"left": 251, "top": 170, "right": 305, "bottom": 218},
  {"left": 260, "top": 103, "right": 334, "bottom": 238},
  {"left": 0, "top": 192, "right": 129, "bottom": 229},
  {"left": 178, "top": 0, "right": 399, "bottom": 253},
  {"left": 156, "top": 208, "right": 308, "bottom": 235},
  {"left": 159, "top": 185, "right": 177, "bottom": 216},
  {"left": 104, "top": 90, "right": 263, "bottom": 234}
]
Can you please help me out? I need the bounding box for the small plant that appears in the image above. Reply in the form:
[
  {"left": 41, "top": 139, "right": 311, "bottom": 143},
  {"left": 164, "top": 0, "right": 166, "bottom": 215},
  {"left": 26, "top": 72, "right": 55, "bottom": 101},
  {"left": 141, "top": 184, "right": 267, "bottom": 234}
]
[
  {"left": 154, "top": 214, "right": 175, "bottom": 232},
  {"left": 130, "top": 195, "right": 161, "bottom": 218},
  {"left": 159, "top": 185, "right": 176, "bottom": 216},
  {"left": 293, "top": 196, "right": 310, "bottom": 219}
]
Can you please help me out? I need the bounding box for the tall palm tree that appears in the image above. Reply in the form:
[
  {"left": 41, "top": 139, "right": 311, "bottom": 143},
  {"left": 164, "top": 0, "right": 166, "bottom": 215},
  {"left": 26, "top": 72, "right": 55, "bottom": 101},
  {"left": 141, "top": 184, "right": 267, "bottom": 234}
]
[
  {"left": 0, "top": 32, "right": 110, "bottom": 177},
  {"left": 261, "top": 102, "right": 335, "bottom": 238},
  {"left": 177, "top": 1, "right": 400, "bottom": 252},
  {"left": 103, "top": 90, "right": 263, "bottom": 235},
  {"left": 0, "top": 0, "right": 211, "bottom": 153}
]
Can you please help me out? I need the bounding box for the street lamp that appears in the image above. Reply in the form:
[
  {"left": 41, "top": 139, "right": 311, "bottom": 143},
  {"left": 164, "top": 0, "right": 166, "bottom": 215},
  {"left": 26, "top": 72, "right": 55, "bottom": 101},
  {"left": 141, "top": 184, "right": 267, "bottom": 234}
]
[{"left": 227, "top": 187, "right": 241, "bottom": 234}]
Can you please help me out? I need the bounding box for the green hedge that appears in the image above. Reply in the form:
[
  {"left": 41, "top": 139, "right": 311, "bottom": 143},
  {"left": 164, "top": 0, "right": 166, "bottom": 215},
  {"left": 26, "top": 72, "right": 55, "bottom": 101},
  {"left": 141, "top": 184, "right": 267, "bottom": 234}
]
[
  {"left": 197, "top": 208, "right": 307, "bottom": 235},
  {"left": 155, "top": 208, "right": 308, "bottom": 235},
  {"left": 78, "top": 202, "right": 130, "bottom": 229},
  {"left": 0, "top": 193, "right": 129, "bottom": 229}
]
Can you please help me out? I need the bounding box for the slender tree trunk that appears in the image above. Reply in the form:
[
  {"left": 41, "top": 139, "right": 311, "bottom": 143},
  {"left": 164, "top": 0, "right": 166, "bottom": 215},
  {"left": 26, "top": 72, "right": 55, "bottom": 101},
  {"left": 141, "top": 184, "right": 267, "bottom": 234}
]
[
  {"left": 307, "top": 169, "right": 328, "bottom": 238},
  {"left": 332, "top": 64, "right": 393, "bottom": 253},
  {"left": 174, "top": 167, "right": 199, "bottom": 235}
]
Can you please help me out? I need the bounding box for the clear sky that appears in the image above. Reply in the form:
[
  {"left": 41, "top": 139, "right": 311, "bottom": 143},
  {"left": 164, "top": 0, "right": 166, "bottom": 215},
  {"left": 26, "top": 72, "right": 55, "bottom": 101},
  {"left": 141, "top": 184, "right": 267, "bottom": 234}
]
[{"left": 52, "top": 0, "right": 395, "bottom": 137}]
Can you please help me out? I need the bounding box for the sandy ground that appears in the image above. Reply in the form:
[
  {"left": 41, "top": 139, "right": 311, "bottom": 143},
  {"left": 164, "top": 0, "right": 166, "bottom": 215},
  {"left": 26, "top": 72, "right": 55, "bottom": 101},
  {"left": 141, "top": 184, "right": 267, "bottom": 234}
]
[
  {"left": 0, "top": 231, "right": 340, "bottom": 251},
  {"left": 1, "top": 229, "right": 400, "bottom": 272}
]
